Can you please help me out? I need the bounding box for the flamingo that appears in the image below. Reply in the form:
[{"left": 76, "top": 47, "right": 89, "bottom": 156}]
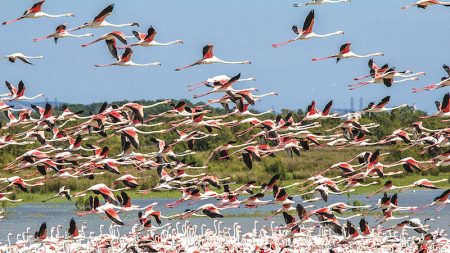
[
  {"left": 41, "top": 185, "right": 71, "bottom": 202},
  {"left": 95, "top": 41, "right": 161, "bottom": 67},
  {"left": 0, "top": 192, "right": 23, "bottom": 203},
  {"left": 81, "top": 31, "right": 128, "bottom": 47},
  {"left": 1, "top": 81, "right": 44, "bottom": 102},
  {"left": 272, "top": 10, "right": 344, "bottom": 48},
  {"left": 0, "top": 176, "right": 45, "bottom": 192},
  {"left": 74, "top": 183, "right": 128, "bottom": 205},
  {"left": 2, "top": 0, "right": 74, "bottom": 25},
  {"left": 423, "top": 92, "right": 450, "bottom": 118},
  {"left": 424, "top": 189, "right": 450, "bottom": 211},
  {"left": 413, "top": 65, "right": 450, "bottom": 92},
  {"left": 363, "top": 96, "right": 408, "bottom": 113},
  {"left": 96, "top": 203, "right": 125, "bottom": 225},
  {"left": 192, "top": 73, "right": 246, "bottom": 98},
  {"left": 293, "top": 0, "right": 351, "bottom": 7},
  {"left": 312, "top": 42, "right": 383, "bottom": 62},
  {"left": 187, "top": 74, "right": 256, "bottom": 91},
  {"left": 303, "top": 100, "right": 338, "bottom": 121},
  {"left": 3, "top": 53, "right": 44, "bottom": 65},
  {"left": 402, "top": 0, "right": 450, "bottom": 9},
  {"left": 127, "top": 26, "right": 183, "bottom": 47},
  {"left": 400, "top": 178, "right": 447, "bottom": 190},
  {"left": 348, "top": 67, "right": 425, "bottom": 90},
  {"left": 175, "top": 44, "right": 251, "bottom": 71},
  {"left": 69, "top": 4, "right": 138, "bottom": 31},
  {"left": 33, "top": 24, "right": 94, "bottom": 44},
  {"left": 367, "top": 181, "right": 410, "bottom": 198}
]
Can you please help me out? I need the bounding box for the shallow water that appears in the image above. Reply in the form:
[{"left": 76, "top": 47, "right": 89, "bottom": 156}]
[{"left": 0, "top": 190, "right": 448, "bottom": 243}]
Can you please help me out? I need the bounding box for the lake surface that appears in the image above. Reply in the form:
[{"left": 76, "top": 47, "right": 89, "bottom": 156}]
[{"left": 0, "top": 190, "right": 448, "bottom": 243}]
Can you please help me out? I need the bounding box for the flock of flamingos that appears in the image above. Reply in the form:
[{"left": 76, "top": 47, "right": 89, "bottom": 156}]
[{"left": 0, "top": 0, "right": 449, "bottom": 252}]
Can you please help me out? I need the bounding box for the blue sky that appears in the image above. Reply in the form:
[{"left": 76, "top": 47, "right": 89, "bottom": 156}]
[{"left": 0, "top": 0, "right": 449, "bottom": 113}]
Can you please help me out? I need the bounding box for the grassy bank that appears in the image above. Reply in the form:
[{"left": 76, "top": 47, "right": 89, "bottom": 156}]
[{"left": 1, "top": 145, "right": 449, "bottom": 208}]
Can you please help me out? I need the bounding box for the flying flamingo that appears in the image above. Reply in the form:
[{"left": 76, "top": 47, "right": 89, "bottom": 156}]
[
  {"left": 363, "top": 96, "right": 408, "bottom": 113},
  {"left": 0, "top": 176, "right": 45, "bottom": 192},
  {"left": 69, "top": 4, "right": 138, "bottom": 31},
  {"left": 303, "top": 100, "right": 338, "bottom": 121},
  {"left": 293, "top": 0, "right": 351, "bottom": 7},
  {"left": 74, "top": 183, "right": 128, "bottom": 205},
  {"left": 312, "top": 42, "right": 383, "bottom": 62},
  {"left": 2, "top": 0, "right": 74, "bottom": 25},
  {"left": 187, "top": 74, "right": 256, "bottom": 91},
  {"left": 413, "top": 65, "right": 450, "bottom": 92},
  {"left": 3, "top": 53, "right": 44, "bottom": 65},
  {"left": 81, "top": 31, "right": 129, "bottom": 47},
  {"left": 348, "top": 68, "right": 425, "bottom": 90},
  {"left": 95, "top": 41, "right": 161, "bottom": 68},
  {"left": 127, "top": 26, "right": 183, "bottom": 47},
  {"left": 0, "top": 192, "right": 23, "bottom": 203},
  {"left": 423, "top": 92, "right": 450, "bottom": 118},
  {"left": 41, "top": 185, "right": 71, "bottom": 202},
  {"left": 367, "top": 181, "right": 410, "bottom": 198},
  {"left": 96, "top": 202, "right": 125, "bottom": 225},
  {"left": 402, "top": 0, "right": 450, "bottom": 9},
  {"left": 175, "top": 44, "right": 251, "bottom": 71},
  {"left": 424, "top": 189, "right": 450, "bottom": 211},
  {"left": 1, "top": 81, "right": 44, "bottom": 101},
  {"left": 192, "top": 73, "right": 246, "bottom": 98},
  {"left": 33, "top": 24, "right": 94, "bottom": 44},
  {"left": 399, "top": 178, "right": 447, "bottom": 191},
  {"left": 272, "top": 10, "right": 344, "bottom": 48}
]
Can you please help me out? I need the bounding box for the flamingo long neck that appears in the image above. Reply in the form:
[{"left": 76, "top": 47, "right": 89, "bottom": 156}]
[
  {"left": 40, "top": 13, "right": 73, "bottom": 18},
  {"left": 327, "top": 0, "right": 350, "bottom": 3},
  {"left": 216, "top": 58, "right": 250, "bottom": 64},
  {"left": 254, "top": 92, "right": 277, "bottom": 98},
  {"left": 393, "top": 77, "right": 418, "bottom": 84},
  {"left": 26, "top": 56, "right": 44, "bottom": 59},
  {"left": 237, "top": 77, "right": 256, "bottom": 82},
  {"left": 388, "top": 104, "right": 408, "bottom": 110},
  {"left": 153, "top": 40, "right": 181, "bottom": 46},
  {"left": 143, "top": 101, "right": 169, "bottom": 108},
  {"left": 352, "top": 52, "right": 382, "bottom": 58},
  {"left": 103, "top": 21, "right": 134, "bottom": 28},
  {"left": 314, "top": 31, "right": 343, "bottom": 38},
  {"left": 253, "top": 110, "right": 273, "bottom": 116},
  {"left": 396, "top": 72, "right": 424, "bottom": 78},
  {"left": 129, "top": 62, "right": 161, "bottom": 67}
]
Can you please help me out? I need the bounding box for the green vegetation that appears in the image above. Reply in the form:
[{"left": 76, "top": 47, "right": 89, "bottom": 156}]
[{"left": 0, "top": 100, "right": 448, "bottom": 206}]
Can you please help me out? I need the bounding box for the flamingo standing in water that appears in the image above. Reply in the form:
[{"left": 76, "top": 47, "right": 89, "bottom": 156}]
[
  {"left": 33, "top": 24, "right": 94, "bottom": 44},
  {"left": 175, "top": 44, "right": 251, "bottom": 71},
  {"left": 413, "top": 65, "right": 450, "bottom": 92},
  {"left": 69, "top": 4, "right": 139, "bottom": 31},
  {"left": 312, "top": 42, "right": 383, "bottom": 62},
  {"left": 293, "top": 0, "right": 351, "bottom": 7},
  {"left": 272, "top": 10, "right": 344, "bottom": 48},
  {"left": 3, "top": 53, "right": 44, "bottom": 65},
  {"left": 2, "top": 0, "right": 74, "bottom": 25},
  {"left": 402, "top": 0, "right": 450, "bottom": 9},
  {"left": 127, "top": 26, "right": 183, "bottom": 47},
  {"left": 95, "top": 40, "right": 161, "bottom": 68}
]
